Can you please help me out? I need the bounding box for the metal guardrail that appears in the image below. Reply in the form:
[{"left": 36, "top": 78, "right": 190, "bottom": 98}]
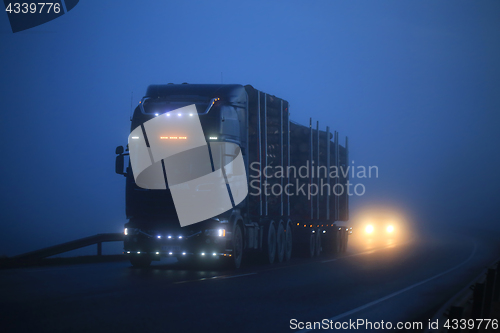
[
  {"left": 425, "top": 259, "right": 500, "bottom": 332},
  {"left": 9, "top": 233, "right": 124, "bottom": 262}
]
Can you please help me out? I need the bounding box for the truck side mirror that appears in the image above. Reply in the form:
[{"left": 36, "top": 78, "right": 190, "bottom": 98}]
[
  {"left": 115, "top": 155, "right": 125, "bottom": 176},
  {"left": 116, "top": 145, "right": 124, "bottom": 154}
]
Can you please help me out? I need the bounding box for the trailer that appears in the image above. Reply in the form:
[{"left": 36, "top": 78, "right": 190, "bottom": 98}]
[{"left": 115, "top": 84, "right": 350, "bottom": 268}]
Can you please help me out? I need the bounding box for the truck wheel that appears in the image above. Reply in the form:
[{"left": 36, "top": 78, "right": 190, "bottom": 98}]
[
  {"left": 129, "top": 256, "right": 152, "bottom": 268},
  {"left": 265, "top": 221, "right": 277, "bottom": 264},
  {"left": 285, "top": 221, "right": 293, "bottom": 262},
  {"left": 342, "top": 230, "right": 348, "bottom": 253},
  {"left": 232, "top": 223, "right": 243, "bottom": 269},
  {"left": 309, "top": 231, "right": 316, "bottom": 258},
  {"left": 315, "top": 229, "right": 322, "bottom": 257},
  {"left": 276, "top": 222, "right": 285, "bottom": 263},
  {"left": 335, "top": 229, "right": 342, "bottom": 253}
]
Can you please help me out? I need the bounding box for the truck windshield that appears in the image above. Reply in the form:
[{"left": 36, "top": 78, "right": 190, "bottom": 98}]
[{"left": 141, "top": 96, "right": 219, "bottom": 116}]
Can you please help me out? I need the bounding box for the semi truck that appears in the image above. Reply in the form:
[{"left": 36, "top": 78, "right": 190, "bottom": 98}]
[{"left": 115, "top": 84, "right": 350, "bottom": 268}]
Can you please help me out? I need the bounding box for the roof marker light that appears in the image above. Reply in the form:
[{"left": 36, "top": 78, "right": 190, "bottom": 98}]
[
  {"left": 189, "top": 113, "right": 193, "bottom": 117},
  {"left": 169, "top": 252, "right": 172, "bottom": 255},
  {"left": 155, "top": 113, "right": 159, "bottom": 116},
  {"left": 131, "top": 137, "right": 139, "bottom": 140},
  {"left": 178, "top": 113, "right": 181, "bottom": 117},
  {"left": 201, "top": 253, "right": 205, "bottom": 256},
  {"left": 156, "top": 252, "right": 159, "bottom": 255},
  {"left": 157, "top": 235, "right": 161, "bottom": 239},
  {"left": 137, "top": 251, "right": 141, "bottom": 254},
  {"left": 212, "top": 253, "right": 216, "bottom": 256},
  {"left": 178, "top": 236, "right": 183, "bottom": 239},
  {"left": 168, "top": 236, "right": 172, "bottom": 239},
  {"left": 182, "top": 252, "right": 186, "bottom": 255},
  {"left": 167, "top": 113, "right": 171, "bottom": 117}
]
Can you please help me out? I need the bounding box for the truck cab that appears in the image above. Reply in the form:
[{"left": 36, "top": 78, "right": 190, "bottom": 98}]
[{"left": 116, "top": 84, "right": 249, "bottom": 267}]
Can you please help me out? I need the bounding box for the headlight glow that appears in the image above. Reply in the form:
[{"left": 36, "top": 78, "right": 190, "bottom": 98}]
[
  {"left": 365, "top": 225, "right": 374, "bottom": 234},
  {"left": 386, "top": 225, "right": 394, "bottom": 233}
]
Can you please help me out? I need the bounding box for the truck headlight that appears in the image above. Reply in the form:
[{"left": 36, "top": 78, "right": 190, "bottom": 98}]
[
  {"left": 365, "top": 225, "right": 374, "bottom": 234},
  {"left": 205, "top": 229, "right": 226, "bottom": 237},
  {"left": 386, "top": 225, "right": 394, "bottom": 233}
]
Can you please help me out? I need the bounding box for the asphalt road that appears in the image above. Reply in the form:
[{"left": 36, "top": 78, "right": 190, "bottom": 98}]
[{"left": 1, "top": 227, "right": 499, "bottom": 333}]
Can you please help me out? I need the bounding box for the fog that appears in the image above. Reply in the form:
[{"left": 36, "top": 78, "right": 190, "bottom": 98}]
[{"left": 1, "top": 1, "right": 499, "bottom": 256}]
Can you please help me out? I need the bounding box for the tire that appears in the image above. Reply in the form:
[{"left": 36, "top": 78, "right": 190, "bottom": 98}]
[
  {"left": 309, "top": 231, "right": 316, "bottom": 258},
  {"left": 232, "top": 223, "right": 243, "bottom": 269},
  {"left": 284, "top": 222, "right": 293, "bottom": 262},
  {"left": 265, "top": 221, "right": 277, "bottom": 264},
  {"left": 315, "top": 229, "right": 321, "bottom": 257},
  {"left": 342, "top": 230, "right": 348, "bottom": 253},
  {"left": 335, "top": 229, "right": 342, "bottom": 253},
  {"left": 322, "top": 229, "right": 335, "bottom": 254},
  {"left": 276, "top": 222, "right": 286, "bottom": 263},
  {"left": 129, "top": 256, "right": 152, "bottom": 268}
]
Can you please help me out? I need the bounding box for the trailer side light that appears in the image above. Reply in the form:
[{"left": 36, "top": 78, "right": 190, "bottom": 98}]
[
  {"left": 168, "top": 236, "right": 172, "bottom": 239},
  {"left": 178, "top": 236, "right": 183, "bottom": 239},
  {"left": 209, "top": 136, "right": 218, "bottom": 140},
  {"left": 182, "top": 252, "right": 186, "bottom": 255},
  {"left": 156, "top": 252, "right": 159, "bottom": 255},
  {"left": 167, "top": 113, "right": 170, "bottom": 117},
  {"left": 127, "top": 251, "right": 130, "bottom": 254},
  {"left": 297, "top": 223, "right": 299, "bottom": 225},
  {"left": 189, "top": 113, "right": 193, "bottom": 116},
  {"left": 323, "top": 230, "right": 326, "bottom": 233},
  {"left": 212, "top": 253, "right": 216, "bottom": 256},
  {"left": 137, "top": 251, "right": 141, "bottom": 254},
  {"left": 178, "top": 113, "right": 181, "bottom": 116},
  {"left": 169, "top": 252, "right": 172, "bottom": 255},
  {"left": 124, "top": 228, "right": 128, "bottom": 235},
  {"left": 201, "top": 253, "right": 205, "bottom": 256},
  {"left": 131, "top": 137, "right": 139, "bottom": 140},
  {"left": 157, "top": 235, "right": 161, "bottom": 239},
  {"left": 218, "top": 229, "right": 225, "bottom": 237},
  {"left": 155, "top": 113, "right": 159, "bottom": 116}
]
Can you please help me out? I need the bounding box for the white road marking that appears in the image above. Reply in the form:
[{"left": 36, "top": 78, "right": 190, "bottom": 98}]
[
  {"left": 301, "top": 241, "right": 477, "bottom": 332},
  {"left": 174, "top": 272, "right": 257, "bottom": 284}
]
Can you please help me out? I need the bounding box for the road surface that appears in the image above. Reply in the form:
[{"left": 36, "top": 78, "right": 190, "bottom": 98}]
[{"left": 1, "top": 227, "right": 499, "bottom": 332}]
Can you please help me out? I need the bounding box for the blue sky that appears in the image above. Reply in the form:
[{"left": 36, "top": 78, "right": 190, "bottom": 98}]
[{"left": 1, "top": 1, "right": 499, "bottom": 255}]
